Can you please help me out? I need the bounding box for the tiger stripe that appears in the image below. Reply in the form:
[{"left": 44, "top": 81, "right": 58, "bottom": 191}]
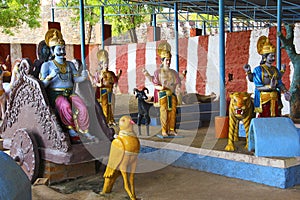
[{"left": 225, "top": 92, "right": 254, "bottom": 151}]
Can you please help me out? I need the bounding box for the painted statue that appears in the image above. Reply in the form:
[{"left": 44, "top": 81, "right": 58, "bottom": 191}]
[
  {"left": 0, "top": 55, "right": 12, "bottom": 94},
  {"left": 278, "top": 24, "right": 300, "bottom": 122},
  {"left": 101, "top": 115, "right": 140, "bottom": 200},
  {"left": 0, "top": 59, "right": 11, "bottom": 120},
  {"left": 225, "top": 92, "right": 254, "bottom": 151},
  {"left": 143, "top": 41, "right": 181, "bottom": 137},
  {"left": 244, "top": 36, "right": 290, "bottom": 117},
  {"left": 93, "top": 49, "right": 122, "bottom": 125},
  {"left": 39, "top": 28, "right": 95, "bottom": 143},
  {"left": 32, "top": 40, "right": 51, "bottom": 79},
  {"left": 133, "top": 87, "right": 152, "bottom": 136}
]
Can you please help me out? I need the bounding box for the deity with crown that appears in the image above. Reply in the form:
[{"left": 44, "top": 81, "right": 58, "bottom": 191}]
[
  {"left": 39, "top": 28, "right": 95, "bottom": 143},
  {"left": 93, "top": 49, "right": 122, "bottom": 125},
  {"left": 143, "top": 41, "right": 181, "bottom": 136},
  {"left": 250, "top": 36, "right": 291, "bottom": 117}
]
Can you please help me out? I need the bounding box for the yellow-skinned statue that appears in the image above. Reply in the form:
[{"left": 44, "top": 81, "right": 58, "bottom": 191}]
[
  {"left": 93, "top": 49, "right": 122, "bottom": 125},
  {"left": 143, "top": 41, "right": 181, "bottom": 136}
]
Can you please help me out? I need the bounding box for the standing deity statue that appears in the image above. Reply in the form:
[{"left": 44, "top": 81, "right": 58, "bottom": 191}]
[
  {"left": 39, "top": 28, "right": 95, "bottom": 143},
  {"left": 93, "top": 49, "right": 122, "bottom": 125},
  {"left": 143, "top": 41, "right": 181, "bottom": 136},
  {"left": 278, "top": 24, "right": 300, "bottom": 122},
  {"left": 244, "top": 36, "right": 290, "bottom": 117}
]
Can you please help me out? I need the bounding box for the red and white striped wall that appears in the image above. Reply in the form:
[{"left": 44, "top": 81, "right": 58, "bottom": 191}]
[{"left": 1, "top": 25, "right": 300, "bottom": 114}]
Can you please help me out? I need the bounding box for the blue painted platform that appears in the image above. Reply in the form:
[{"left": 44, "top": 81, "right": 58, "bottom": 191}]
[
  {"left": 248, "top": 117, "right": 300, "bottom": 157},
  {"left": 139, "top": 140, "right": 300, "bottom": 189}
]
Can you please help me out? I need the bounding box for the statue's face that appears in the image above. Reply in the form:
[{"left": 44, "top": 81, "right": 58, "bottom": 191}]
[
  {"left": 99, "top": 61, "right": 108, "bottom": 70},
  {"left": 162, "top": 57, "right": 171, "bottom": 68},
  {"left": 53, "top": 45, "right": 66, "bottom": 59},
  {"left": 39, "top": 45, "right": 50, "bottom": 61},
  {"left": 266, "top": 53, "right": 275, "bottom": 64}
]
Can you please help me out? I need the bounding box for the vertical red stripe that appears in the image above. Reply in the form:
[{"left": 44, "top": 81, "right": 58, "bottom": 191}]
[
  {"left": 73, "top": 44, "right": 81, "bottom": 60},
  {"left": 87, "top": 44, "right": 98, "bottom": 72},
  {"left": 21, "top": 44, "right": 36, "bottom": 64},
  {"left": 225, "top": 31, "right": 251, "bottom": 97},
  {"left": 136, "top": 43, "right": 146, "bottom": 90},
  {"left": 73, "top": 44, "right": 89, "bottom": 60},
  {"left": 116, "top": 45, "right": 128, "bottom": 93},
  {"left": 84, "top": 44, "right": 89, "bottom": 63},
  {"left": 269, "top": 26, "right": 290, "bottom": 89},
  {"left": 178, "top": 38, "right": 188, "bottom": 92},
  {"left": 196, "top": 35, "right": 209, "bottom": 94}
]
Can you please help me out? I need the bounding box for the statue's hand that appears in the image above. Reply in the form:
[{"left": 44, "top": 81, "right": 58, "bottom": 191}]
[
  {"left": 284, "top": 91, "right": 291, "bottom": 101},
  {"left": 243, "top": 64, "right": 251, "bottom": 72},
  {"left": 142, "top": 68, "right": 148, "bottom": 75},
  {"left": 118, "top": 69, "right": 122, "bottom": 76},
  {"left": 48, "top": 69, "right": 58, "bottom": 79},
  {"left": 81, "top": 69, "right": 88, "bottom": 78}
]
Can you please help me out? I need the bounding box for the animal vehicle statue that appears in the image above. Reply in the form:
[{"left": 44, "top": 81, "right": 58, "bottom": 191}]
[
  {"left": 133, "top": 87, "right": 153, "bottom": 136},
  {"left": 0, "top": 58, "right": 115, "bottom": 184},
  {"left": 225, "top": 92, "right": 254, "bottom": 151},
  {"left": 101, "top": 115, "right": 140, "bottom": 200}
]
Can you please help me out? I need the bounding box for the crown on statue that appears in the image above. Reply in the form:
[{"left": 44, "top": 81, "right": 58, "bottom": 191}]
[
  {"left": 257, "top": 36, "right": 276, "bottom": 55},
  {"left": 45, "top": 28, "right": 65, "bottom": 47},
  {"left": 97, "top": 49, "right": 109, "bottom": 62},
  {"left": 157, "top": 41, "right": 172, "bottom": 59}
]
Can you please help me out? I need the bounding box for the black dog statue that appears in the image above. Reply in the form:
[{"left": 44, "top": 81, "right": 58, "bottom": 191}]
[{"left": 133, "top": 87, "right": 153, "bottom": 136}]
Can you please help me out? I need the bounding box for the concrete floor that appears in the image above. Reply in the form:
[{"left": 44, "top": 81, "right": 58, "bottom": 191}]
[
  {"left": 32, "top": 158, "right": 300, "bottom": 200},
  {"left": 24, "top": 94, "right": 300, "bottom": 199}
]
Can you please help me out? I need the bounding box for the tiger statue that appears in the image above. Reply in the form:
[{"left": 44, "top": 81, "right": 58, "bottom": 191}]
[{"left": 225, "top": 92, "right": 254, "bottom": 151}]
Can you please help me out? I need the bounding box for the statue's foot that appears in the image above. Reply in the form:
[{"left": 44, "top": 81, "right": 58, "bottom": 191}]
[
  {"left": 169, "top": 131, "right": 177, "bottom": 136},
  {"left": 162, "top": 132, "right": 168, "bottom": 137},
  {"left": 108, "top": 121, "right": 116, "bottom": 126},
  {"left": 69, "top": 129, "right": 82, "bottom": 144},
  {"left": 224, "top": 144, "right": 235, "bottom": 151},
  {"left": 70, "top": 136, "right": 81, "bottom": 144}
]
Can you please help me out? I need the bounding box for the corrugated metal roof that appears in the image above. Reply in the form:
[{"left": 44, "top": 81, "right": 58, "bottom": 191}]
[{"left": 128, "top": 0, "right": 300, "bottom": 23}]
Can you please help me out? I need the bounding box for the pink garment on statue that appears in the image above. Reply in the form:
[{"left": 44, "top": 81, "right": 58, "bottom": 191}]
[
  {"left": 56, "top": 96, "right": 75, "bottom": 128},
  {"left": 55, "top": 95, "right": 89, "bottom": 132}
]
